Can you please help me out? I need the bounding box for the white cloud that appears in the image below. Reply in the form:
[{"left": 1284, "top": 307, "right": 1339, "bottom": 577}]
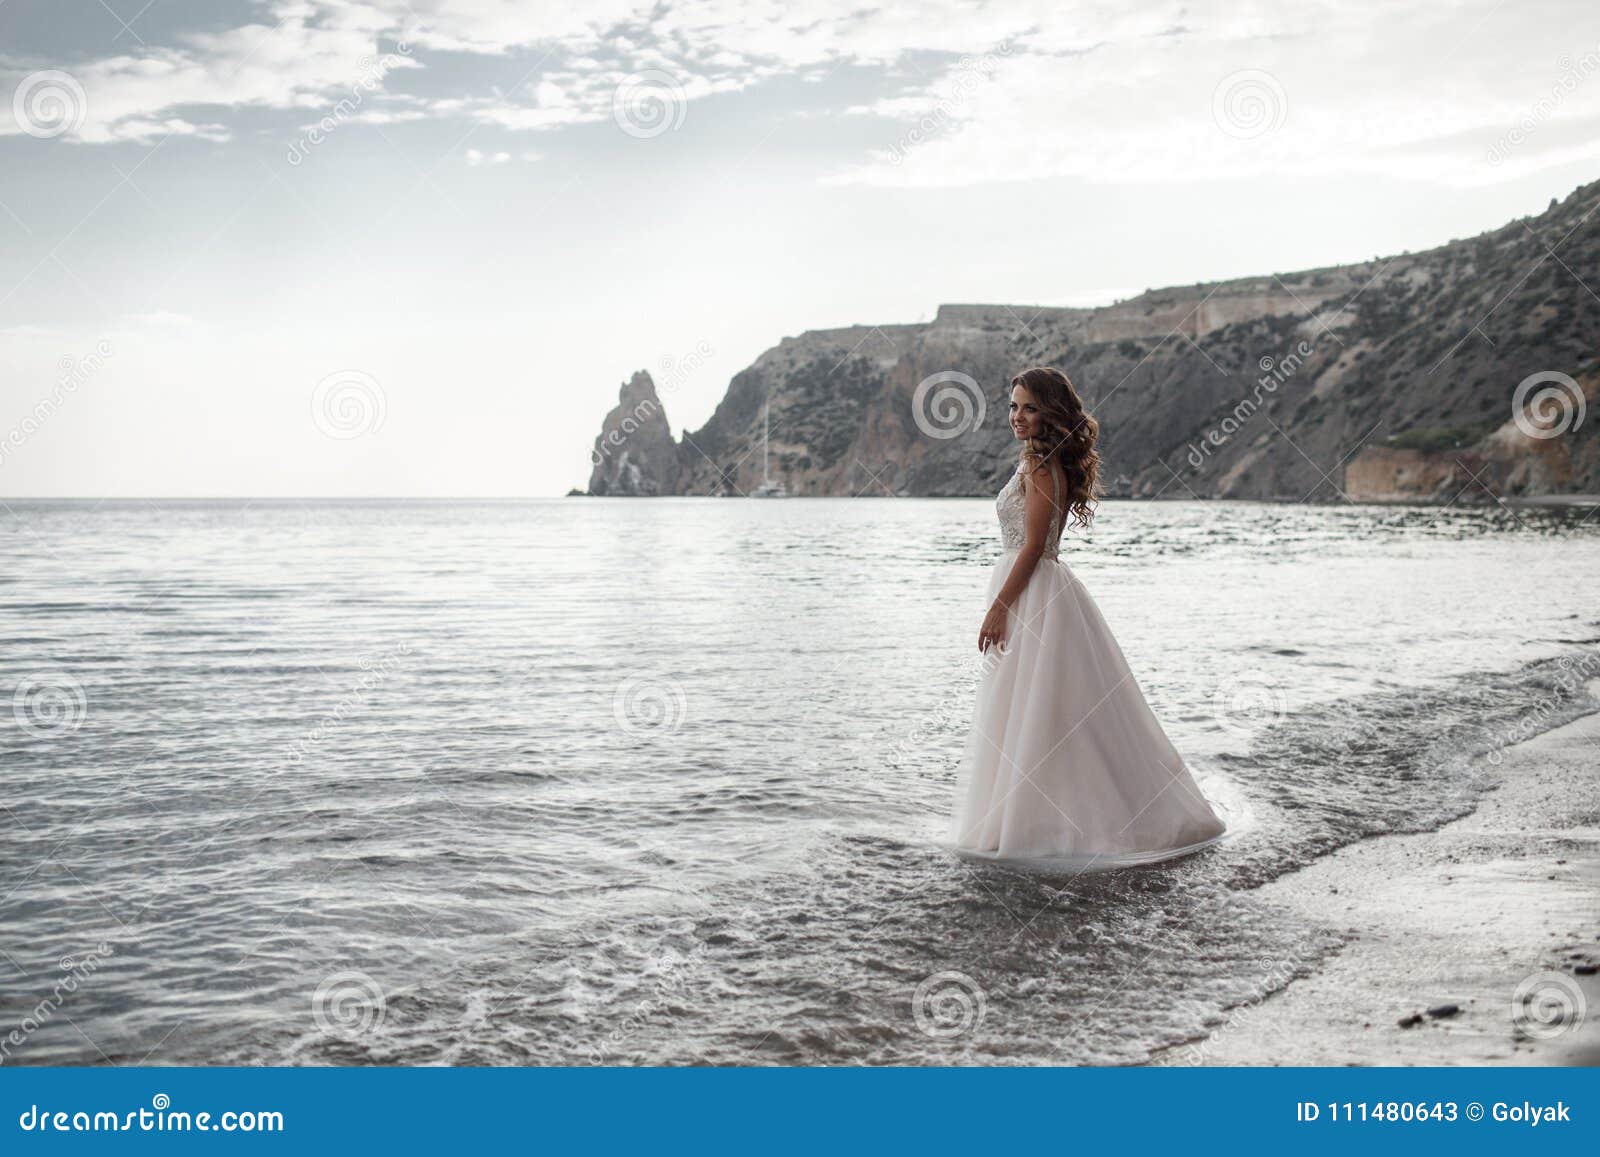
[
  {"left": 0, "top": 0, "right": 1028, "bottom": 145},
  {"left": 0, "top": 0, "right": 419, "bottom": 143},
  {"left": 3, "top": 0, "right": 1597, "bottom": 192},
  {"left": 823, "top": 1, "right": 1600, "bottom": 188}
]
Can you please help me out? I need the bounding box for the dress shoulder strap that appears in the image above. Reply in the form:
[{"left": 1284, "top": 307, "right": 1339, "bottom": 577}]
[{"left": 1018, "top": 453, "right": 1067, "bottom": 552}]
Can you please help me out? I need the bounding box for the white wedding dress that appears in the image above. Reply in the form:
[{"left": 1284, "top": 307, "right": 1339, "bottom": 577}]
[{"left": 948, "top": 463, "right": 1228, "bottom": 869}]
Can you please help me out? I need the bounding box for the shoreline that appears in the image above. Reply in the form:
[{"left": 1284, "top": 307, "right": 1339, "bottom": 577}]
[
  {"left": 5, "top": 493, "right": 1598, "bottom": 508},
  {"left": 1150, "top": 707, "right": 1600, "bottom": 1067},
  {"left": 565, "top": 493, "right": 1600, "bottom": 508}
]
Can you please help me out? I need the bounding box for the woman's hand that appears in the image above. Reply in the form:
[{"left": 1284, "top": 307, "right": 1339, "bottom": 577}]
[{"left": 978, "top": 601, "right": 1010, "bottom": 654}]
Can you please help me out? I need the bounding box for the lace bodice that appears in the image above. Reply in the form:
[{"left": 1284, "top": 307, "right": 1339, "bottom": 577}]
[{"left": 997, "top": 463, "right": 1063, "bottom": 559}]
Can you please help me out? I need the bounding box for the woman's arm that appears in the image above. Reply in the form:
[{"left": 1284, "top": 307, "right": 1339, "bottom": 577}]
[{"left": 978, "top": 461, "right": 1060, "bottom": 653}]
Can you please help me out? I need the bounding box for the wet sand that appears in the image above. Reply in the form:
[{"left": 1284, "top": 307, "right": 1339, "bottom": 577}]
[{"left": 1153, "top": 707, "right": 1600, "bottom": 1066}]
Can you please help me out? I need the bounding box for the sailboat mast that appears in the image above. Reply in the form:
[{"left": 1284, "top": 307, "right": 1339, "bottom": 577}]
[{"left": 763, "top": 402, "right": 771, "bottom": 485}]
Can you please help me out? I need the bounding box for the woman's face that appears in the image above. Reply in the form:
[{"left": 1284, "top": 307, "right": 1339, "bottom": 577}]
[{"left": 1009, "top": 384, "right": 1044, "bottom": 441}]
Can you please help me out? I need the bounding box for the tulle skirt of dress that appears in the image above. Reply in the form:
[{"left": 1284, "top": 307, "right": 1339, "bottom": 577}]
[{"left": 948, "top": 550, "right": 1228, "bottom": 870}]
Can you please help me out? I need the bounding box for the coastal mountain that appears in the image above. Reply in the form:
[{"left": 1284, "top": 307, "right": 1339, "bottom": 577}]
[{"left": 587, "top": 179, "right": 1600, "bottom": 502}]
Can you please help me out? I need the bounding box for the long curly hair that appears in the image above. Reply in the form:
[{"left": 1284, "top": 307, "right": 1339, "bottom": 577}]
[{"left": 1011, "top": 366, "right": 1101, "bottom": 530}]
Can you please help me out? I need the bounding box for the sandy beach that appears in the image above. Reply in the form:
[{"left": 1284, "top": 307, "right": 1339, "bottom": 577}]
[{"left": 1154, "top": 704, "right": 1600, "bottom": 1066}]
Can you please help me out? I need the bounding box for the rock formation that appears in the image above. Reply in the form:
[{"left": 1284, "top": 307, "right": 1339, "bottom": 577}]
[
  {"left": 585, "top": 179, "right": 1600, "bottom": 502},
  {"left": 588, "top": 370, "right": 681, "bottom": 496}
]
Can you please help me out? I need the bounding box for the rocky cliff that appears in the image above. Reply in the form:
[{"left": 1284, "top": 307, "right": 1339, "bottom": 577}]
[
  {"left": 588, "top": 370, "right": 682, "bottom": 496},
  {"left": 586, "top": 179, "right": 1600, "bottom": 502}
]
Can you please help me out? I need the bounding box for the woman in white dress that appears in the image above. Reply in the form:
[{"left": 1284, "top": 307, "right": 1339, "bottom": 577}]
[{"left": 949, "top": 367, "right": 1228, "bottom": 868}]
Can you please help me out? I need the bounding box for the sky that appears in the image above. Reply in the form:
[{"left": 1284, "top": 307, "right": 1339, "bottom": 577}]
[{"left": 1, "top": 0, "right": 1599, "bottom": 497}]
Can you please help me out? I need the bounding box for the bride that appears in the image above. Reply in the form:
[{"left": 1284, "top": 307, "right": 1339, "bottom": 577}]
[{"left": 948, "top": 366, "right": 1227, "bottom": 868}]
